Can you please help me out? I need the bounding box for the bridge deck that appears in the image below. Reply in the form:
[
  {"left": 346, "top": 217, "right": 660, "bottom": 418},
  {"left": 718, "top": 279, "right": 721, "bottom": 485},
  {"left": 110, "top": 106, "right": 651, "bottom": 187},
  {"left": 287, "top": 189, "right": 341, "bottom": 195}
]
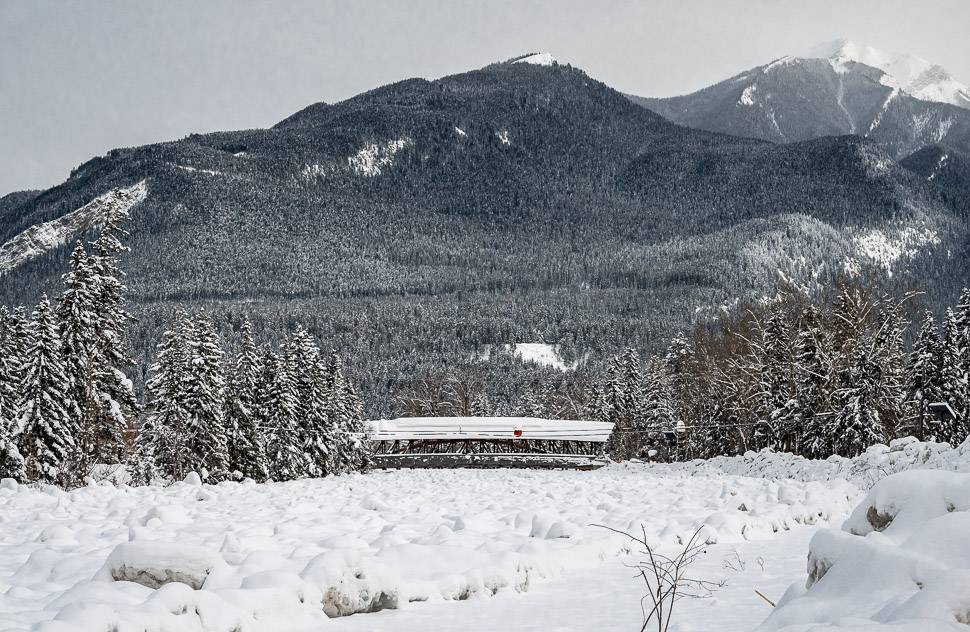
[{"left": 372, "top": 452, "right": 609, "bottom": 470}]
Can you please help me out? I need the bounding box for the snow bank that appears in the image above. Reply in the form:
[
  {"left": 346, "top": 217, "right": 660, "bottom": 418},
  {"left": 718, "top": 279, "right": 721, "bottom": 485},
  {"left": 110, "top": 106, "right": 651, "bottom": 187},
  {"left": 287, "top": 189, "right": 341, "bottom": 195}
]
[
  {"left": 645, "top": 436, "right": 970, "bottom": 489},
  {"left": 0, "top": 466, "right": 853, "bottom": 631},
  {"left": 758, "top": 470, "right": 970, "bottom": 631}
]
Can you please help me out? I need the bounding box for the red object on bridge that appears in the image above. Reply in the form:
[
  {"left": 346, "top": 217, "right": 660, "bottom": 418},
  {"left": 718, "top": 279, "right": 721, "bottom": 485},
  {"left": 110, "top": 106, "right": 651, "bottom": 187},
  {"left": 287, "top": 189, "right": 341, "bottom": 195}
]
[{"left": 513, "top": 428, "right": 523, "bottom": 438}]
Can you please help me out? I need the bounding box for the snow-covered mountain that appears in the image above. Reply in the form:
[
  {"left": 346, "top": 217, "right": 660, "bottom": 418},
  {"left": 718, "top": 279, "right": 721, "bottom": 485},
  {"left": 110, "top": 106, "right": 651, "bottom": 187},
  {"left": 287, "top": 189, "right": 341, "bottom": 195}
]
[
  {"left": 810, "top": 39, "right": 970, "bottom": 109},
  {"left": 1, "top": 55, "right": 968, "bottom": 415},
  {"left": 632, "top": 40, "right": 970, "bottom": 159}
]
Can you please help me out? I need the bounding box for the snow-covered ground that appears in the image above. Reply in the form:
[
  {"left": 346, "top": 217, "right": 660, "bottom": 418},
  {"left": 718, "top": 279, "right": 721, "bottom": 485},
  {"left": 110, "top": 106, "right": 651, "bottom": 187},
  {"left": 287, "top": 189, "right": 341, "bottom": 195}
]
[
  {"left": 0, "top": 466, "right": 854, "bottom": 632},
  {"left": 7, "top": 438, "right": 970, "bottom": 631}
]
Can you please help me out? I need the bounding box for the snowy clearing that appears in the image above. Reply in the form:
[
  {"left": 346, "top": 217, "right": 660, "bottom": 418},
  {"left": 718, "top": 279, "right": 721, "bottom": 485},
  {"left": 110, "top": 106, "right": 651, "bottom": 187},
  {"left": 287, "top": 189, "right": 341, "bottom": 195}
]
[
  {"left": 513, "top": 52, "right": 556, "bottom": 66},
  {"left": 0, "top": 466, "right": 855, "bottom": 631},
  {"left": 506, "top": 343, "right": 577, "bottom": 371}
]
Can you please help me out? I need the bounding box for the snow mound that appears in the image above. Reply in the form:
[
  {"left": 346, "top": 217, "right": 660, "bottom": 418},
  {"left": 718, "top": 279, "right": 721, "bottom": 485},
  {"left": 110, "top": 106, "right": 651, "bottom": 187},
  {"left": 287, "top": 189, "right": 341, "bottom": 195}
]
[
  {"left": 758, "top": 470, "right": 970, "bottom": 631},
  {"left": 100, "top": 542, "right": 226, "bottom": 589}
]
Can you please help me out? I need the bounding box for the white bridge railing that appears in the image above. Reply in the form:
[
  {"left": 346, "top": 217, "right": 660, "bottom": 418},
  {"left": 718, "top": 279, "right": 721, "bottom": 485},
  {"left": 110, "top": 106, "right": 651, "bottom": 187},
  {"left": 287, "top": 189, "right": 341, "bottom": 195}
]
[{"left": 367, "top": 416, "right": 615, "bottom": 443}]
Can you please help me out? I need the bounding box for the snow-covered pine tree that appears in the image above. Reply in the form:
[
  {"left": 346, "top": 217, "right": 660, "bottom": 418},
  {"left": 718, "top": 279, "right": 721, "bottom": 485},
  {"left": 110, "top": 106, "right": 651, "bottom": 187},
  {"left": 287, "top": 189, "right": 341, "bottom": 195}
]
[
  {"left": 57, "top": 243, "right": 100, "bottom": 465},
  {"left": 342, "top": 368, "right": 370, "bottom": 472},
  {"left": 181, "top": 311, "right": 229, "bottom": 480},
  {"left": 0, "top": 307, "right": 26, "bottom": 480},
  {"left": 758, "top": 309, "right": 799, "bottom": 451},
  {"left": 0, "top": 307, "right": 22, "bottom": 434},
  {"left": 325, "top": 351, "right": 369, "bottom": 474},
  {"left": 516, "top": 384, "right": 545, "bottom": 418},
  {"left": 941, "top": 308, "right": 968, "bottom": 443},
  {"left": 871, "top": 299, "right": 908, "bottom": 441},
  {"left": 831, "top": 345, "right": 887, "bottom": 457},
  {"left": 137, "top": 310, "right": 191, "bottom": 481},
  {"left": 583, "top": 381, "right": 610, "bottom": 423},
  {"left": 259, "top": 347, "right": 305, "bottom": 480},
  {"left": 16, "top": 297, "right": 76, "bottom": 484},
  {"left": 793, "top": 305, "right": 834, "bottom": 458},
  {"left": 86, "top": 194, "right": 139, "bottom": 463},
  {"left": 603, "top": 355, "right": 628, "bottom": 458},
  {"left": 224, "top": 320, "right": 269, "bottom": 481},
  {"left": 640, "top": 357, "right": 674, "bottom": 459},
  {"left": 286, "top": 327, "right": 333, "bottom": 478},
  {"left": 662, "top": 334, "right": 693, "bottom": 460},
  {"left": 469, "top": 391, "right": 492, "bottom": 417},
  {"left": 905, "top": 310, "right": 944, "bottom": 440}
]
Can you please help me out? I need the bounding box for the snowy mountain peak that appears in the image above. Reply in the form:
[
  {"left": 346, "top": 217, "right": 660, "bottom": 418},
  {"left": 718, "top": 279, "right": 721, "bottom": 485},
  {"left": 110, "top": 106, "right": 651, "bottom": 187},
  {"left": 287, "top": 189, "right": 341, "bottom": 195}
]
[
  {"left": 807, "top": 39, "right": 970, "bottom": 109},
  {"left": 511, "top": 52, "right": 557, "bottom": 66}
]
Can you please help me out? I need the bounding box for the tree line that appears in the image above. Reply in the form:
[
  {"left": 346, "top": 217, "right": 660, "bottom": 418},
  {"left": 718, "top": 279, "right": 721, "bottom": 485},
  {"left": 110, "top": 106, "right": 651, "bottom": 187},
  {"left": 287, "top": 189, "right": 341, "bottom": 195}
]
[
  {"left": 592, "top": 277, "right": 970, "bottom": 460},
  {"left": 0, "top": 192, "right": 370, "bottom": 486}
]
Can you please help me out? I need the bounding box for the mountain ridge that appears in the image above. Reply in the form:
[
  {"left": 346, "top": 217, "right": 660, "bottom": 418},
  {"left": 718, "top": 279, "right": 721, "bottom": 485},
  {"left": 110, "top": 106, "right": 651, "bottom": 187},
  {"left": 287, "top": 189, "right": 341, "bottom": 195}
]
[
  {"left": 0, "top": 57, "right": 965, "bottom": 414},
  {"left": 631, "top": 42, "right": 970, "bottom": 159}
]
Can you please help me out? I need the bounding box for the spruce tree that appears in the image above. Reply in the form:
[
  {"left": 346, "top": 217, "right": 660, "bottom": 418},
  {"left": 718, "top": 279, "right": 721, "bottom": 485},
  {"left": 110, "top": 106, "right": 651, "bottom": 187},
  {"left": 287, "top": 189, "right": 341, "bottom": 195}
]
[
  {"left": 941, "top": 308, "right": 968, "bottom": 443},
  {"left": 182, "top": 311, "right": 229, "bottom": 480},
  {"left": 469, "top": 391, "right": 492, "bottom": 416},
  {"left": 0, "top": 307, "right": 22, "bottom": 433},
  {"left": 831, "top": 345, "right": 889, "bottom": 457},
  {"left": 57, "top": 243, "right": 100, "bottom": 463},
  {"left": 325, "top": 352, "right": 369, "bottom": 474},
  {"left": 259, "top": 347, "right": 304, "bottom": 480},
  {"left": 225, "top": 320, "right": 269, "bottom": 480},
  {"left": 86, "top": 195, "right": 139, "bottom": 462},
  {"left": 139, "top": 310, "right": 191, "bottom": 481},
  {"left": 0, "top": 309, "right": 25, "bottom": 479},
  {"left": 16, "top": 297, "right": 76, "bottom": 484},
  {"left": 905, "top": 311, "right": 944, "bottom": 440},
  {"left": 287, "top": 327, "right": 333, "bottom": 478}
]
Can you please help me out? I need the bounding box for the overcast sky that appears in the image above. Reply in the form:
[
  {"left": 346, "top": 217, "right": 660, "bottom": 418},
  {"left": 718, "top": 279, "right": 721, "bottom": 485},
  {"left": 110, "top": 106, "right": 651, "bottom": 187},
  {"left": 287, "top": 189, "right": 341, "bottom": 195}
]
[{"left": 2, "top": 0, "right": 969, "bottom": 194}]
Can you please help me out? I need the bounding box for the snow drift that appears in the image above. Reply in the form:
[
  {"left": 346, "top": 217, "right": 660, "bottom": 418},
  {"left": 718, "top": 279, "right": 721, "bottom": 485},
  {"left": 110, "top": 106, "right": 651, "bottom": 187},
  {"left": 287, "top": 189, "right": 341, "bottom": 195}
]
[{"left": 759, "top": 469, "right": 970, "bottom": 631}]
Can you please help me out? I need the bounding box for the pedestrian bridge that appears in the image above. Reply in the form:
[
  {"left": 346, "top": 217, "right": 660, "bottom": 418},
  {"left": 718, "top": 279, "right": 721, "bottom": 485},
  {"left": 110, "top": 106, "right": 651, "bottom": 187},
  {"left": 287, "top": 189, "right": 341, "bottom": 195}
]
[{"left": 366, "top": 417, "right": 615, "bottom": 470}]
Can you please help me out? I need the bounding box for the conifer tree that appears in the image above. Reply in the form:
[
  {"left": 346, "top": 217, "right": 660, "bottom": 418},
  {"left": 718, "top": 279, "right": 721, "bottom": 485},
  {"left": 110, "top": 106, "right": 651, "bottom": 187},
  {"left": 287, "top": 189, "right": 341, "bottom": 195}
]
[
  {"left": 906, "top": 311, "right": 944, "bottom": 439},
  {"left": 16, "top": 297, "right": 76, "bottom": 484},
  {"left": 225, "top": 320, "right": 269, "bottom": 480},
  {"left": 0, "top": 309, "right": 25, "bottom": 479},
  {"left": 286, "top": 327, "right": 333, "bottom": 477},
  {"left": 182, "top": 311, "right": 229, "bottom": 480},
  {"left": 259, "top": 347, "right": 305, "bottom": 479},
  {"left": 0, "top": 307, "right": 21, "bottom": 433},
  {"left": 57, "top": 243, "right": 100, "bottom": 462},
  {"left": 516, "top": 385, "right": 546, "bottom": 418},
  {"left": 139, "top": 310, "right": 191, "bottom": 481},
  {"left": 941, "top": 308, "right": 968, "bottom": 443},
  {"left": 831, "top": 347, "right": 886, "bottom": 457},
  {"left": 86, "top": 195, "right": 139, "bottom": 462},
  {"left": 469, "top": 391, "right": 492, "bottom": 416},
  {"left": 325, "top": 352, "right": 369, "bottom": 474}
]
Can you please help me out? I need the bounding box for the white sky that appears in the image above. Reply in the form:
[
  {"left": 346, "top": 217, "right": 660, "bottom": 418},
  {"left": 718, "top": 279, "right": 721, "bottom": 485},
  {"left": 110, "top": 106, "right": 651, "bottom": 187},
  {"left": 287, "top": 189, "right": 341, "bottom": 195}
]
[{"left": 2, "top": 0, "right": 969, "bottom": 194}]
